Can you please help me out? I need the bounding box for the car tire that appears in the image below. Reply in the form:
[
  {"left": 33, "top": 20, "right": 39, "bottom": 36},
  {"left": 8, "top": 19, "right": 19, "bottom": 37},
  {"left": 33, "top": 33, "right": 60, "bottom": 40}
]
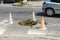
[{"left": 45, "top": 8, "right": 55, "bottom": 16}]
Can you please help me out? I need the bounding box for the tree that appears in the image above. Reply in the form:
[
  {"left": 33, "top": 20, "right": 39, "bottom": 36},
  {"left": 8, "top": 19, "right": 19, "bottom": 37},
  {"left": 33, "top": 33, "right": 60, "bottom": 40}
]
[{"left": 54, "top": 0, "right": 60, "bottom": 3}]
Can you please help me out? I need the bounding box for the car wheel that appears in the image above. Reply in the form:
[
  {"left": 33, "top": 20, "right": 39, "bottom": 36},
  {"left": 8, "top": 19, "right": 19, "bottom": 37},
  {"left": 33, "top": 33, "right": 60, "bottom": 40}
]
[{"left": 45, "top": 8, "right": 55, "bottom": 16}]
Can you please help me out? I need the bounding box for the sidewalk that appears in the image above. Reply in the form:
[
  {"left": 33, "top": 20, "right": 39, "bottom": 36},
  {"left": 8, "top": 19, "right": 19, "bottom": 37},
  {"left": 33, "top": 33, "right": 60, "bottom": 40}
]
[
  {"left": 0, "top": 4, "right": 14, "bottom": 7},
  {"left": 0, "top": 1, "right": 44, "bottom": 8},
  {"left": 0, "top": 21, "right": 60, "bottom": 40},
  {"left": 27, "top": 1, "right": 44, "bottom": 7}
]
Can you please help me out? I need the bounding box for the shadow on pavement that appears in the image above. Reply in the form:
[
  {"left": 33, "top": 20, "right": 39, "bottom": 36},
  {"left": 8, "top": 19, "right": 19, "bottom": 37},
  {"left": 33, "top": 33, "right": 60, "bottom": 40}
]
[
  {"left": 36, "top": 12, "right": 47, "bottom": 17},
  {"left": 36, "top": 12, "right": 60, "bottom": 18}
]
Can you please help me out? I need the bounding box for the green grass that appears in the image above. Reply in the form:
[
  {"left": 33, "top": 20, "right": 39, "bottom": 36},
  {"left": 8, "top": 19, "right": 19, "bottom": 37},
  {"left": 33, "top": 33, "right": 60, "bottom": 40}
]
[{"left": 14, "top": 2, "right": 23, "bottom": 6}]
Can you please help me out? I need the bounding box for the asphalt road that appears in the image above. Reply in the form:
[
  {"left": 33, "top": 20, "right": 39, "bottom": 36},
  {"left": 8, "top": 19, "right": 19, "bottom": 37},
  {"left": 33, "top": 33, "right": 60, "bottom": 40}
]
[{"left": 0, "top": 7, "right": 60, "bottom": 40}]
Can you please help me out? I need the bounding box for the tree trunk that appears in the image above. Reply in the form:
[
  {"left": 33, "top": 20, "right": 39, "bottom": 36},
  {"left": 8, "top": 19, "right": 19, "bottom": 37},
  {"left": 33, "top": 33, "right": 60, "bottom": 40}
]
[{"left": 23, "top": 0, "right": 27, "bottom": 3}]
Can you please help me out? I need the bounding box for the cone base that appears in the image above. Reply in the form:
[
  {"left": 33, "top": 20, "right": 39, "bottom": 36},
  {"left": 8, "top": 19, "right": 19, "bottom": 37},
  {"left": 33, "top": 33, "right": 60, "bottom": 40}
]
[
  {"left": 9, "top": 22, "right": 14, "bottom": 24},
  {"left": 40, "top": 27, "right": 47, "bottom": 31}
]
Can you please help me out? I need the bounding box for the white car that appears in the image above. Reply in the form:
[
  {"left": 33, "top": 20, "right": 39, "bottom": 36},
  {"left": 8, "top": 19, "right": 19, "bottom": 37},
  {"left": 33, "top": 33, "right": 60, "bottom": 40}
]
[{"left": 42, "top": 0, "right": 60, "bottom": 16}]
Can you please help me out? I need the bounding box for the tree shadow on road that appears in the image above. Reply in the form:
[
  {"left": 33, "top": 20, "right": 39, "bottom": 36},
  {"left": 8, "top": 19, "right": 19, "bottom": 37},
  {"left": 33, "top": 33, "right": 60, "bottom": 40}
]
[{"left": 36, "top": 12, "right": 60, "bottom": 18}]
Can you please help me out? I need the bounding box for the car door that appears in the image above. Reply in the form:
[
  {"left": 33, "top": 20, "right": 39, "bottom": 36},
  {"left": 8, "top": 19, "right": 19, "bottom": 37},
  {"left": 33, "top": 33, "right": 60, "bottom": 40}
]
[{"left": 50, "top": 0, "right": 60, "bottom": 14}]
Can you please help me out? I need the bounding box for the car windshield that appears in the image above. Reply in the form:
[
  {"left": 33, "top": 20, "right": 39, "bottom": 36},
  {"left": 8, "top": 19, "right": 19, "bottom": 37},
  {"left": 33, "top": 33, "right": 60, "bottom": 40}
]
[{"left": 51, "top": 0, "right": 60, "bottom": 3}]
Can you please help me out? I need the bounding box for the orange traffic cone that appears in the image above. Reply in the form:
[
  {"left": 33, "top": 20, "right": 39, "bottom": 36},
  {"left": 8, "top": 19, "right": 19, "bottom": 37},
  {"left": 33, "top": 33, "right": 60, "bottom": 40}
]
[{"left": 40, "top": 16, "right": 47, "bottom": 31}]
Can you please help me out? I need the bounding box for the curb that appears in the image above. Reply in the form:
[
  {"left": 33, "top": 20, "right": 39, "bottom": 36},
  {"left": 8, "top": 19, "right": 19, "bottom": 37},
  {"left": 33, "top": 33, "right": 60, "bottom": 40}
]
[{"left": 0, "top": 4, "right": 42, "bottom": 8}]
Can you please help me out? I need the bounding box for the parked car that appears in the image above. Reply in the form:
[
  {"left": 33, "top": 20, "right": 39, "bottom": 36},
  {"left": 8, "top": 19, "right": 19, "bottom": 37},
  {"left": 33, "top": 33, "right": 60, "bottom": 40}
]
[{"left": 42, "top": 0, "right": 60, "bottom": 16}]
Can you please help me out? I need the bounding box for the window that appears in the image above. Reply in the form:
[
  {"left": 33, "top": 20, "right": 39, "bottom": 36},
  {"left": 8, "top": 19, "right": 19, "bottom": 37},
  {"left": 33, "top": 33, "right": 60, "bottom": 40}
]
[{"left": 51, "top": 0, "right": 60, "bottom": 3}]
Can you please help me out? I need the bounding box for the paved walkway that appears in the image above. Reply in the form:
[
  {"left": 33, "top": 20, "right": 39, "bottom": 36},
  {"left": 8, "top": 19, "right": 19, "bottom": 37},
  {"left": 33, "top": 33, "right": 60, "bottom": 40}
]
[
  {"left": 0, "top": 1, "right": 44, "bottom": 8},
  {"left": 0, "top": 20, "right": 60, "bottom": 40},
  {"left": 27, "top": 1, "right": 44, "bottom": 7}
]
